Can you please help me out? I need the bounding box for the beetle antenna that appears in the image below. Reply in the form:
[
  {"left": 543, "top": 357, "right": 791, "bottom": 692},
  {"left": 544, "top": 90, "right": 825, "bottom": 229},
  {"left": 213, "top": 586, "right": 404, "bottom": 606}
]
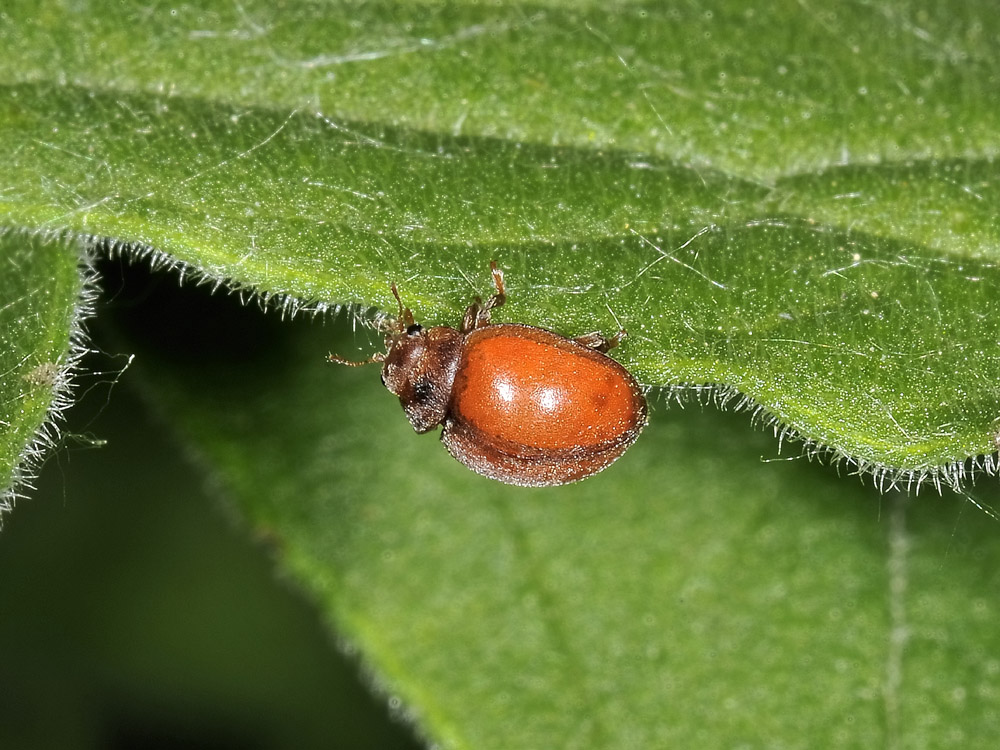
[{"left": 327, "top": 352, "right": 386, "bottom": 367}]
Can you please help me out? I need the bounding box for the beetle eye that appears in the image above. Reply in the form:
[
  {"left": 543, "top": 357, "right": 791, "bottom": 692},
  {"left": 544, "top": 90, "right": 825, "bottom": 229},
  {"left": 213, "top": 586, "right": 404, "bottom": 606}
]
[{"left": 406, "top": 324, "right": 423, "bottom": 335}]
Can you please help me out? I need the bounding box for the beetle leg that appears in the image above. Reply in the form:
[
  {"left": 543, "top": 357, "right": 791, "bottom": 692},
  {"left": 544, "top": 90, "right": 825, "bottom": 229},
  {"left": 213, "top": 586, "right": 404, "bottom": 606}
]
[
  {"left": 574, "top": 329, "right": 626, "bottom": 353},
  {"left": 481, "top": 261, "right": 506, "bottom": 315},
  {"left": 474, "top": 262, "right": 506, "bottom": 329},
  {"left": 462, "top": 296, "right": 484, "bottom": 332},
  {"left": 462, "top": 262, "right": 507, "bottom": 332},
  {"left": 488, "top": 261, "right": 506, "bottom": 301}
]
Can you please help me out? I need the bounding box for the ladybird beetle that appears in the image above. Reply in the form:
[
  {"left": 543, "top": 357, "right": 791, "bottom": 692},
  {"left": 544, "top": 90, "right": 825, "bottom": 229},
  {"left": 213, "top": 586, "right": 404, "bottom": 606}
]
[{"left": 329, "top": 263, "right": 647, "bottom": 487}]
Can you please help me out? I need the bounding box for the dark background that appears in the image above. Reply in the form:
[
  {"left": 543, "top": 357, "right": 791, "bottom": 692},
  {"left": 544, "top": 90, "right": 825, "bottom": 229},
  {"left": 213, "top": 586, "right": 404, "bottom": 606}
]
[{"left": 0, "top": 258, "right": 421, "bottom": 750}]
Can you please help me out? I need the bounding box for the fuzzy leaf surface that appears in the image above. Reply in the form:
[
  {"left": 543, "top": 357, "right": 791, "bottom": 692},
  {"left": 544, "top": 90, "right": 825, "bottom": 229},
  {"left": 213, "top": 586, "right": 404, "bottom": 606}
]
[
  {"left": 120, "top": 292, "right": 1000, "bottom": 748},
  {"left": 0, "top": 1, "right": 999, "bottom": 474},
  {"left": 2, "top": 2, "right": 1000, "bottom": 744},
  {"left": 0, "top": 231, "right": 82, "bottom": 505}
]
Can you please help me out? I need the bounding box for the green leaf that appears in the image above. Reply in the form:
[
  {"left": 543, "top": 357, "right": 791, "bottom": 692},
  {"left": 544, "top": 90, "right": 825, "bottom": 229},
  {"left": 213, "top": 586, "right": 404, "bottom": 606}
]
[
  {"left": 3, "top": 1, "right": 1000, "bottom": 746},
  {"left": 1, "top": 1, "right": 999, "bottom": 476},
  {"left": 115, "top": 284, "right": 1000, "bottom": 748},
  {"left": 0, "top": 230, "right": 85, "bottom": 509}
]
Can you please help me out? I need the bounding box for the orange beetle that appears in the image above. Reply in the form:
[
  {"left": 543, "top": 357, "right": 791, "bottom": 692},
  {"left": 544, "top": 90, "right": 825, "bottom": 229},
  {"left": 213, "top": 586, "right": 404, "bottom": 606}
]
[{"left": 331, "top": 263, "right": 647, "bottom": 486}]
